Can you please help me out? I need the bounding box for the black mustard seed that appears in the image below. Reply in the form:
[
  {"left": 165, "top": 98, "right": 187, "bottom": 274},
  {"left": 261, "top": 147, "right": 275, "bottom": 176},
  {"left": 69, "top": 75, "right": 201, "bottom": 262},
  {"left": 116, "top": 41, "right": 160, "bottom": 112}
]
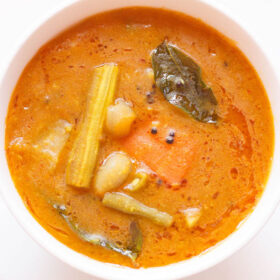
[
  {"left": 151, "top": 127, "right": 158, "bottom": 134},
  {"left": 166, "top": 136, "right": 174, "bottom": 144}
]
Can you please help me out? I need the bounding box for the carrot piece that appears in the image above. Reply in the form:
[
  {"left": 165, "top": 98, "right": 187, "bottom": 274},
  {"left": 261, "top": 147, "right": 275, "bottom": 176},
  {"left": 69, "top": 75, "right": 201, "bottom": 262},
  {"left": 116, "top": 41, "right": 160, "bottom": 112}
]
[{"left": 120, "top": 122, "right": 196, "bottom": 184}]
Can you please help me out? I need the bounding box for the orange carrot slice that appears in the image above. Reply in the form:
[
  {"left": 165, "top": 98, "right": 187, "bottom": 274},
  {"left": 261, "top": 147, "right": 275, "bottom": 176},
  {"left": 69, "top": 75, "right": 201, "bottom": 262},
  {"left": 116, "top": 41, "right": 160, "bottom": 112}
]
[{"left": 120, "top": 122, "right": 196, "bottom": 185}]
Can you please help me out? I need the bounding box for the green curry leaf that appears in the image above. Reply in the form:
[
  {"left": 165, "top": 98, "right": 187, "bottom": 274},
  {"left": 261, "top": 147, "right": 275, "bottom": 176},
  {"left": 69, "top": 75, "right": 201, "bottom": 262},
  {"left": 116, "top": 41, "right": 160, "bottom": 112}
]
[
  {"left": 53, "top": 203, "right": 141, "bottom": 261},
  {"left": 129, "top": 221, "right": 142, "bottom": 255},
  {"left": 152, "top": 41, "right": 218, "bottom": 123}
]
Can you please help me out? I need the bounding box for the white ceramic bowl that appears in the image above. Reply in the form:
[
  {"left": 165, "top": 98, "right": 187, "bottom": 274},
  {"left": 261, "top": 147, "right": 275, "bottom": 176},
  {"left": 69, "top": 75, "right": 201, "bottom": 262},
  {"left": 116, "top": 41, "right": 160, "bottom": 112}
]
[{"left": 0, "top": 0, "right": 280, "bottom": 279}]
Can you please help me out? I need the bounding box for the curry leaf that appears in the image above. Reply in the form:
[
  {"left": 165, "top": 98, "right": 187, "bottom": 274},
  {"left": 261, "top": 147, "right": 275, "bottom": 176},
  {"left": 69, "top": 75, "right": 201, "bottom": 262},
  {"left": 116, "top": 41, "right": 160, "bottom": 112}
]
[
  {"left": 129, "top": 221, "right": 143, "bottom": 255},
  {"left": 152, "top": 42, "right": 218, "bottom": 123},
  {"left": 53, "top": 203, "right": 141, "bottom": 261}
]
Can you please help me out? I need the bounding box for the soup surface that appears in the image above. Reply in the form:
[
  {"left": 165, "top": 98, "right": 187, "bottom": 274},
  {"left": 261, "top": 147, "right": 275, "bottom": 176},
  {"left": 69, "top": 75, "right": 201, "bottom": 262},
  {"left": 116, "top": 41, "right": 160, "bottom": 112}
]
[{"left": 5, "top": 7, "right": 274, "bottom": 268}]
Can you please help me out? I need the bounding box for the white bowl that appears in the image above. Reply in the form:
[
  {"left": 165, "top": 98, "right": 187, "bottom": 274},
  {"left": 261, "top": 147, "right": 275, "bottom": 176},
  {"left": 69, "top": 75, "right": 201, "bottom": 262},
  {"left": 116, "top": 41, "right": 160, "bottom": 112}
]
[{"left": 0, "top": 0, "right": 280, "bottom": 279}]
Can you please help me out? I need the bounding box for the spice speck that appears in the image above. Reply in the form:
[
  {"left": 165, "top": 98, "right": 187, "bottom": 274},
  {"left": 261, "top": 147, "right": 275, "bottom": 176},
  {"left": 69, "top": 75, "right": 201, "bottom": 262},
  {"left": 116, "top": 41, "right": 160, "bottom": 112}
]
[
  {"left": 166, "top": 136, "right": 174, "bottom": 144},
  {"left": 169, "top": 129, "right": 176, "bottom": 137},
  {"left": 151, "top": 127, "right": 158, "bottom": 134}
]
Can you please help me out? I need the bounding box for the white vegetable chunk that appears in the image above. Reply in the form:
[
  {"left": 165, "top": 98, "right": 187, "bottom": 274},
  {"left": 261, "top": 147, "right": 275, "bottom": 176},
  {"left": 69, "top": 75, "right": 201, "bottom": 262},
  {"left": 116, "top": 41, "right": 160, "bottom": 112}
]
[
  {"left": 94, "top": 152, "right": 132, "bottom": 196},
  {"left": 181, "top": 207, "right": 201, "bottom": 228},
  {"left": 33, "top": 120, "right": 72, "bottom": 169},
  {"left": 106, "top": 99, "right": 136, "bottom": 138}
]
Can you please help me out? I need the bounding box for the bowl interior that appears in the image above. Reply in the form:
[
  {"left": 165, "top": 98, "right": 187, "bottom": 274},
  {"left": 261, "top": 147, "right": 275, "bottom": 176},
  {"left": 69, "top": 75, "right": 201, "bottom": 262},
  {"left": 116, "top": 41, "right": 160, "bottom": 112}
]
[{"left": 1, "top": 0, "right": 280, "bottom": 279}]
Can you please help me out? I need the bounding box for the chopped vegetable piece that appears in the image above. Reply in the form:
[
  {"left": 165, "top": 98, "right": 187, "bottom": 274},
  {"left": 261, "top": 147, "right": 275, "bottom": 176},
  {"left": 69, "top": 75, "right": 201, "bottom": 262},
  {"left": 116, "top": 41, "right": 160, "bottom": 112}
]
[
  {"left": 66, "top": 64, "right": 119, "bottom": 188},
  {"left": 102, "top": 192, "right": 173, "bottom": 227},
  {"left": 120, "top": 122, "right": 196, "bottom": 184},
  {"left": 129, "top": 221, "right": 143, "bottom": 254},
  {"left": 94, "top": 152, "right": 132, "bottom": 196},
  {"left": 124, "top": 171, "right": 148, "bottom": 192},
  {"left": 53, "top": 203, "right": 140, "bottom": 261},
  {"left": 106, "top": 99, "right": 136, "bottom": 138},
  {"left": 152, "top": 41, "right": 218, "bottom": 123},
  {"left": 33, "top": 120, "right": 72, "bottom": 169},
  {"left": 181, "top": 208, "right": 201, "bottom": 228}
]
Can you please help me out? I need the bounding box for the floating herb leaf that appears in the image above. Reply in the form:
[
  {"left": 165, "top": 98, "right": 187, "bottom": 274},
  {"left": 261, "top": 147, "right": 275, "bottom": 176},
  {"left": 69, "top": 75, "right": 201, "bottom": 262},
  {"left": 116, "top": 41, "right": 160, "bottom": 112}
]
[
  {"left": 53, "top": 203, "right": 141, "bottom": 261},
  {"left": 152, "top": 42, "right": 218, "bottom": 123},
  {"left": 129, "top": 221, "right": 143, "bottom": 255}
]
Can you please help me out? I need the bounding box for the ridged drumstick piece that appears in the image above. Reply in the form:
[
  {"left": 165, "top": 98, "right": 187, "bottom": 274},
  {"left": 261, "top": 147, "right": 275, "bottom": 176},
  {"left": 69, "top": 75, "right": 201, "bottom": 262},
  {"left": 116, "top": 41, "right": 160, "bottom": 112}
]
[{"left": 66, "top": 64, "right": 118, "bottom": 188}]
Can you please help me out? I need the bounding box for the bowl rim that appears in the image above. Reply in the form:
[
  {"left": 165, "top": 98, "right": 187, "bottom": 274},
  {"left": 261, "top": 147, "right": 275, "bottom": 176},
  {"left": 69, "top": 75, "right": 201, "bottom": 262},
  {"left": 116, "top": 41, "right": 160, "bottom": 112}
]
[{"left": 1, "top": 0, "right": 280, "bottom": 279}]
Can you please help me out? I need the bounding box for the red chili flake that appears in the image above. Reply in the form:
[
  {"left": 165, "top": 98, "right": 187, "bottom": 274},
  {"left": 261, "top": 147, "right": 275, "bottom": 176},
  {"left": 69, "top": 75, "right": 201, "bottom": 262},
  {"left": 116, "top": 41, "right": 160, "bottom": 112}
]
[
  {"left": 124, "top": 48, "right": 132, "bottom": 51},
  {"left": 13, "top": 95, "right": 19, "bottom": 108},
  {"left": 207, "top": 239, "right": 218, "bottom": 245},
  {"left": 230, "top": 167, "right": 238, "bottom": 179},
  {"left": 146, "top": 91, "right": 155, "bottom": 104},
  {"left": 113, "top": 49, "right": 118, "bottom": 52},
  {"left": 110, "top": 224, "right": 120, "bottom": 230},
  {"left": 212, "top": 191, "right": 220, "bottom": 199},
  {"left": 167, "top": 252, "right": 176, "bottom": 256},
  {"left": 43, "top": 71, "right": 50, "bottom": 83},
  {"left": 68, "top": 65, "right": 74, "bottom": 68},
  {"left": 156, "top": 231, "right": 172, "bottom": 240},
  {"left": 163, "top": 231, "right": 172, "bottom": 239},
  {"left": 181, "top": 179, "right": 188, "bottom": 185},
  {"left": 220, "top": 85, "right": 226, "bottom": 94},
  {"left": 51, "top": 57, "right": 58, "bottom": 63},
  {"left": 140, "top": 58, "right": 146, "bottom": 63},
  {"left": 98, "top": 44, "right": 103, "bottom": 47},
  {"left": 156, "top": 232, "right": 162, "bottom": 240},
  {"left": 208, "top": 47, "right": 216, "bottom": 55},
  {"left": 171, "top": 223, "right": 179, "bottom": 231},
  {"left": 24, "top": 196, "right": 37, "bottom": 217}
]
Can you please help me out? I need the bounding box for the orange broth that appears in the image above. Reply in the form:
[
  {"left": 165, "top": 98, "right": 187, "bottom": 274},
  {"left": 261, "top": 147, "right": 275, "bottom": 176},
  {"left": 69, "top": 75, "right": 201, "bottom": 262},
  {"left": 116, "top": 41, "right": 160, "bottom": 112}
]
[{"left": 5, "top": 7, "right": 274, "bottom": 267}]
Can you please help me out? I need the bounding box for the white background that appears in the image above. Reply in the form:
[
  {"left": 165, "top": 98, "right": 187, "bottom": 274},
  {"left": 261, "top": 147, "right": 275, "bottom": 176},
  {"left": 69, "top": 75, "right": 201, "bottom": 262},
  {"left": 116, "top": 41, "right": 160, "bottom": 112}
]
[{"left": 0, "top": 0, "right": 280, "bottom": 279}]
